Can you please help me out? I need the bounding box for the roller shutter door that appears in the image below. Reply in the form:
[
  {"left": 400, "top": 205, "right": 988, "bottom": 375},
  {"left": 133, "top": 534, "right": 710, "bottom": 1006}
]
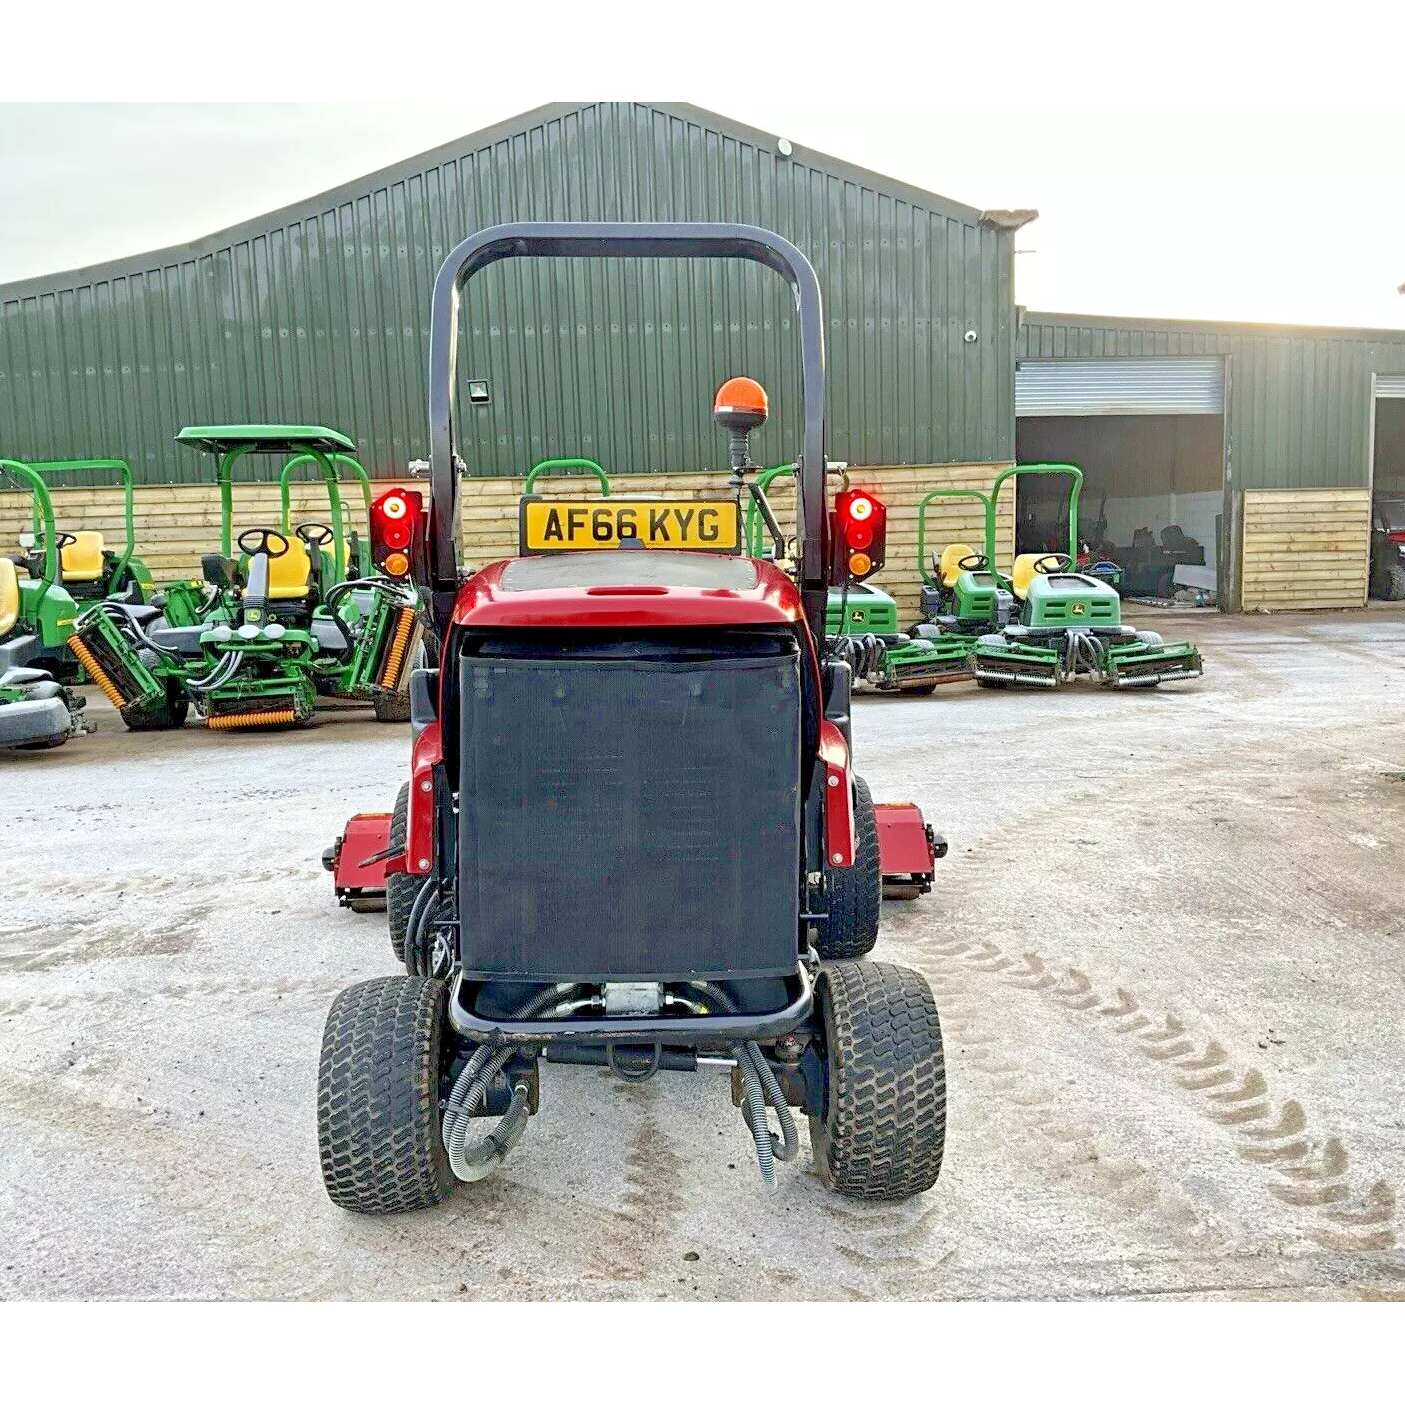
[
  {"left": 1017, "top": 357, "right": 1225, "bottom": 416},
  {"left": 1375, "top": 374, "right": 1405, "bottom": 399}
]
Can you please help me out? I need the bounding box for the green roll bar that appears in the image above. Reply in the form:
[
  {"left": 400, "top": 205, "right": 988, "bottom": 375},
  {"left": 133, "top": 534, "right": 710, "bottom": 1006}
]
[
  {"left": 25, "top": 458, "right": 137, "bottom": 585},
  {"left": 915, "top": 487, "right": 994, "bottom": 583},
  {"left": 279, "top": 451, "right": 376, "bottom": 583},
  {"left": 215, "top": 445, "right": 347, "bottom": 588},
  {"left": 523, "top": 457, "right": 611, "bottom": 496},
  {"left": 0, "top": 459, "right": 59, "bottom": 610},
  {"left": 986, "top": 462, "right": 1083, "bottom": 587}
]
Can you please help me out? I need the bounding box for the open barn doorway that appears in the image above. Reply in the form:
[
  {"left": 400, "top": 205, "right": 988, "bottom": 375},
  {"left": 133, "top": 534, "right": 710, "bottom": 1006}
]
[{"left": 1015, "top": 357, "right": 1226, "bottom": 601}]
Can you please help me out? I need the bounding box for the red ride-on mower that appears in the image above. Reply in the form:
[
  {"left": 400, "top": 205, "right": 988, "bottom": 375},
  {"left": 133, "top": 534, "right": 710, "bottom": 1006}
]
[{"left": 316, "top": 223, "right": 947, "bottom": 1211}]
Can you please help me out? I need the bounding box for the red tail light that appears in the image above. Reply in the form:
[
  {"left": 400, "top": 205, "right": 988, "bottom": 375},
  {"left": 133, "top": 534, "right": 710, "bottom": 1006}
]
[
  {"left": 830, "top": 488, "right": 887, "bottom": 583},
  {"left": 370, "top": 488, "right": 425, "bottom": 579},
  {"left": 1388, "top": 529, "right": 1405, "bottom": 544}
]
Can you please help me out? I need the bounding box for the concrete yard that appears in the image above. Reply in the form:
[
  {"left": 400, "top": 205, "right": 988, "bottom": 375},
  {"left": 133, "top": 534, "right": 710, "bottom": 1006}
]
[{"left": 2, "top": 606, "right": 1403, "bottom": 1300}]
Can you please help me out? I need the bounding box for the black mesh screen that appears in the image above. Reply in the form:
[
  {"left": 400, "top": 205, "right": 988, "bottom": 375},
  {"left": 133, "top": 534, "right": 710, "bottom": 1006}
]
[{"left": 457, "top": 630, "right": 802, "bottom": 981}]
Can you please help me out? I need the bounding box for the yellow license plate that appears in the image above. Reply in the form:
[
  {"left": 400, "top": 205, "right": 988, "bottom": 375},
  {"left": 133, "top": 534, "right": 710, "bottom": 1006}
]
[{"left": 519, "top": 497, "right": 740, "bottom": 553}]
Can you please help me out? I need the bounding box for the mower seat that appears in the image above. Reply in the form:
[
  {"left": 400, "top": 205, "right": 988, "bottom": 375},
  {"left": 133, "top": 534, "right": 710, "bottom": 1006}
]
[
  {"left": 267, "top": 538, "right": 312, "bottom": 599},
  {"left": 1010, "top": 553, "right": 1044, "bottom": 601},
  {"left": 938, "top": 542, "right": 976, "bottom": 588},
  {"left": 60, "top": 532, "right": 106, "bottom": 583},
  {"left": 202, "top": 554, "right": 241, "bottom": 590},
  {"left": 0, "top": 557, "right": 18, "bottom": 635}
]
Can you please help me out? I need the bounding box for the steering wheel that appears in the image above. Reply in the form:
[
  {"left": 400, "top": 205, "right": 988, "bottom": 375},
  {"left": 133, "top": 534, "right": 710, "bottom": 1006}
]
[
  {"left": 1033, "top": 553, "right": 1073, "bottom": 574},
  {"left": 296, "top": 522, "right": 334, "bottom": 548},
  {"left": 51, "top": 531, "right": 78, "bottom": 551},
  {"left": 957, "top": 552, "right": 988, "bottom": 572},
  {"left": 237, "top": 527, "right": 290, "bottom": 559}
]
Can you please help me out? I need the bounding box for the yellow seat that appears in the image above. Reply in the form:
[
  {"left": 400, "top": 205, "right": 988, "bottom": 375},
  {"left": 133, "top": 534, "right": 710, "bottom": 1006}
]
[
  {"left": 60, "top": 531, "right": 105, "bottom": 583},
  {"left": 266, "top": 537, "right": 312, "bottom": 599},
  {"left": 938, "top": 542, "right": 976, "bottom": 588},
  {"left": 1010, "top": 553, "right": 1045, "bottom": 601},
  {"left": 0, "top": 557, "right": 19, "bottom": 636}
]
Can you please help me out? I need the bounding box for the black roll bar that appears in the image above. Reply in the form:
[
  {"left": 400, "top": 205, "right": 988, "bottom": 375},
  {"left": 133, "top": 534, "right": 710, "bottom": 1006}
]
[{"left": 426, "top": 222, "right": 829, "bottom": 636}]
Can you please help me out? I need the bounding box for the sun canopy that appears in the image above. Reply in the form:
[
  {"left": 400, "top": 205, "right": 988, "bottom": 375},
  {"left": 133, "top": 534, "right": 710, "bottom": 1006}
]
[{"left": 175, "top": 425, "right": 357, "bottom": 457}]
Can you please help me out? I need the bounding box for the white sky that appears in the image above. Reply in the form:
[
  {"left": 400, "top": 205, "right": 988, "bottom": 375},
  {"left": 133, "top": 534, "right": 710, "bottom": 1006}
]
[{"left": 1, "top": 96, "right": 1402, "bottom": 328}]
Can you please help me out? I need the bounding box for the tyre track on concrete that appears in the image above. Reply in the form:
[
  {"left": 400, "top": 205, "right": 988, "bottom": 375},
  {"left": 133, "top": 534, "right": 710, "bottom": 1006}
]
[{"left": 892, "top": 911, "right": 1400, "bottom": 1266}]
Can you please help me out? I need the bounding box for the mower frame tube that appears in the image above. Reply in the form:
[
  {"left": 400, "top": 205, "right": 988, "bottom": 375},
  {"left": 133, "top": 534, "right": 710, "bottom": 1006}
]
[
  {"left": 27, "top": 458, "right": 138, "bottom": 587},
  {"left": 985, "top": 463, "right": 1083, "bottom": 589},
  {"left": 427, "top": 222, "right": 830, "bottom": 641},
  {"left": 445, "top": 965, "right": 815, "bottom": 1048},
  {"left": 278, "top": 450, "right": 373, "bottom": 585},
  {"left": 915, "top": 486, "right": 993, "bottom": 586}
]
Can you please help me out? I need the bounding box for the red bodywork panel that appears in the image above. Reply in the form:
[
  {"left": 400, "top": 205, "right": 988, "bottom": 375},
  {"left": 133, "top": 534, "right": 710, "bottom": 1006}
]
[
  {"left": 407, "top": 721, "right": 443, "bottom": 877},
  {"left": 450, "top": 553, "right": 804, "bottom": 630},
  {"left": 818, "top": 721, "right": 855, "bottom": 868},
  {"left": 324, "top": 811, "right": 392, "bottom": 907}
]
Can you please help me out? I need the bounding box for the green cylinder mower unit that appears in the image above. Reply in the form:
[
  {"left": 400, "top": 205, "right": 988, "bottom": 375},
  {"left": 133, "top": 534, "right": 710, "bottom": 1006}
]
[
  {"left": 968, "top": 463, "right": 1204, "bottom": 690},
  {"left": 0, "top": 459, "right": 89, "bottom": 748},
  {"left": 66, "top": 426, "right": 424, "bottom": 732},
  {"left": 745, "top": 463, "right": 969, "bottom": 694}
]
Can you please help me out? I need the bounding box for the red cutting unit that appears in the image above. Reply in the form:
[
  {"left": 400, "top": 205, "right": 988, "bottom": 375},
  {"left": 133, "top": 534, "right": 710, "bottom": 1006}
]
[
  {"left": 321, "top": 812, "right": 395, "bottom": 912},
  {"left": 327, "top": 802, "right": 944, "bottom": 908},
  {"left": 874, "top": 802, "right": 946, "bottom": 899}
]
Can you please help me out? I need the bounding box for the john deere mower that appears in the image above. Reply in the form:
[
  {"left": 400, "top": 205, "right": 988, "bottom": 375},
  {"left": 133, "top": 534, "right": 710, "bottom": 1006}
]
[
  {"left": 316, "top": 221, "right": 946, "bottom": 1214},
  {"left": 969, "top": 463, "right": 1204, "bottom": 689},
  {"left": 745, "top": 463, "right": 968, "bottom": 694},
  {"left": 0, "top": 459, "right": 88, "bottom": 748},
  {"left": 67, "top": 426, "right": 424, "bottom": 730}
]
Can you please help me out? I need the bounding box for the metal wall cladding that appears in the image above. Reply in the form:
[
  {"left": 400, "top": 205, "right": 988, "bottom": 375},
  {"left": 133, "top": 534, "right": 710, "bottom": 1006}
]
[
  {"left": 1018, "top": 312, "right": 1405, "bottom": 490},
  {"left": 0, "top": 103, "right": 1015, "bottom": 487}
]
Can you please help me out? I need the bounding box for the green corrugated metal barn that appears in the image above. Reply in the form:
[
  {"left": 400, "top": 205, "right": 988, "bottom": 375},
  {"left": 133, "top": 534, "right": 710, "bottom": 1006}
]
[
  {"left": 1014, "top": 311, "right": 1405, "bottom": 609},
  {"left": 0, "top": 101, "right": 1019, "bottom": 486}
]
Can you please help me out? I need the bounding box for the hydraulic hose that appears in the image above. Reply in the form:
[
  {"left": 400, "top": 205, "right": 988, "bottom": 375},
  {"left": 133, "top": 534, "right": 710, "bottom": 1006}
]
[
  {"left": 440, "top": 984, "right": 579, "bottom": 1183},
  {"left": 99, "top": 601, "right": 184, "bottom": 661},
  {"left": 684, "top": 980, "right": 798, "bottom": 1187}
]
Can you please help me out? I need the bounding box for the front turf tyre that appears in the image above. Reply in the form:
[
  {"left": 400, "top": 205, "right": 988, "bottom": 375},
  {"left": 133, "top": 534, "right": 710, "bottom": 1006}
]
[
  {"left": 372, "top": 689, "right": 411, "bottom": 722},
  {"left": 121, "top": 680, "right": 189, "bottom": 731},
  {"left": 817, "top": 776, "right": 880, "bottom": 959},
  {"left": 386, "top": 781, "right": 425, "bottom": 964},
  {"left": 810, "top": 960, "right": 946, "bottom": 1201},
  {"left": 897, "top": 682, "right": 938, "bottom": 696},
  {"left": 317, "top": 975, "right": 454, "bottom": 1215}
]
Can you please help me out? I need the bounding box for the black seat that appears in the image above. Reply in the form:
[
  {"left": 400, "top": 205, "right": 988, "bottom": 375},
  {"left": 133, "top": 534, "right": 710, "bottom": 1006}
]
[{"left": 202, "top": 554, "right": 240, "bottom": 590}]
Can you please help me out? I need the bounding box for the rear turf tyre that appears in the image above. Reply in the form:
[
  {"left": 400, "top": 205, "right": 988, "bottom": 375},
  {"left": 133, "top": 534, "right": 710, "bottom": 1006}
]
[
  {"left": 121, "top": 680, "right": 189, "bottom": 731},
  {"left": 372, "top": 690, "right": 411, "bottom": 722},
  {"left": 386, "top": 781, "right": 423, "bottom": 964},
  {"left": 317, "top": 975, "right": 454, "bottom": 1215},
  {"left": 810, "top": 960, "right": 946, "bottom": 1201},
  {"left": 817, "top": 776, "right": 880, "bottom": 959},
  {"left": 897, "top": 682, "right": 938, "bottom": 696}
]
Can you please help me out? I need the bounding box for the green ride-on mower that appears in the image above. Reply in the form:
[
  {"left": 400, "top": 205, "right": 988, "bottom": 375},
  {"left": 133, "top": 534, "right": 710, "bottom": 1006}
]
[
  {"left": 317, "top": 222, "right": 947, "bottom": 1214},
  {"left": 66, "top": 426, "right": 424, "bottom": 731},
  {"left": 745, "top": 463, "right": 966, "bottom": 694},
  {"left": 969, "top": 463, "right": 1204, "bottom": 689},
  {"left": 0, "top": 459, "right": 90, "bottom": 749}
]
